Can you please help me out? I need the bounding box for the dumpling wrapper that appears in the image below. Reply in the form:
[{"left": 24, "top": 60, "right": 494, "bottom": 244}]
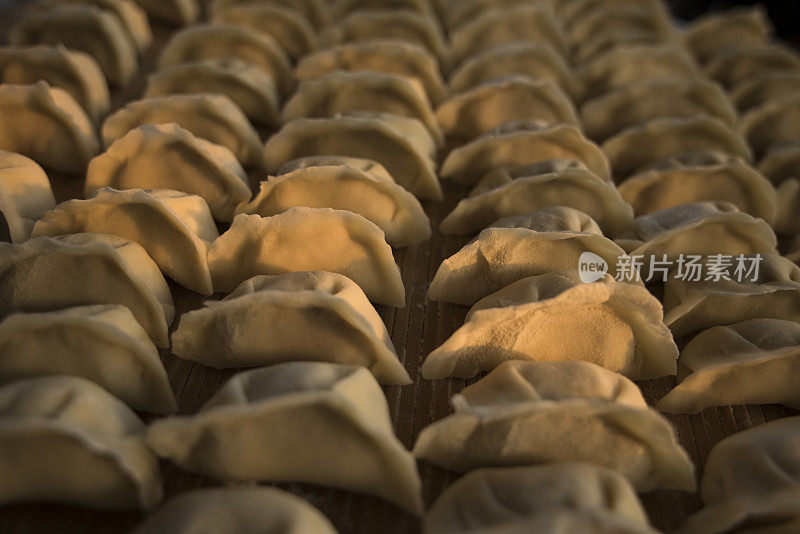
[
  {"left": 210, "top": 0, "right": 329, "bottom": 32},
  {"left": 147, "top": 362, "right": 424, "bottom": 514},
  {"left": 32, "top": 188, "right": 218, "bottom": 294},
  {"left": 485, "top": 207, "right": 602, "bottom": 236},
  {"left": 212, "top": 5, "right": 317, "bottom": 61},
  {"left": 331, "top": 0, "right": 432, "bottom": 20},
  {"left": 135, "top": 0, "right": 198, "bottom": 25},
  {"left": 237, "top": 164, "right": 431, "bottom": 247},
  {"left": 758, "top": 141, "right": 800, "bottom": 185},
  {"left": 0, "top": 234, "right": 174, "bottom": 347},
  {"left": 0, "top": 151, "right": 55, "bottom": 244},
  {"left": 86, "top": 123, "right": 251, "bottom": 223},
  {"left": 705, "top": 44, "right": 800, "bottom": 89},
  {"left": 278, "top": 155, "right": 394, "bottom": 181},
  {"left": 776, "top": 178, "right": 800, "bottom": 235},
  {"left": 207, "top": 209, "right": 405, "bottom": 306},
  {"left": 49, "top": 0, "right": 153, "bottom": 55},
  {"left": 171, "top": 271, "right": 410, "bottom": 384},
  {"left": 739, "top": 94, "right": 800, "bottom": 158},
  {"left": 731, "top": 72, "right": 800, "bottom": 112},
  {"left": 0, "top": 305, "right": 177, "bottom": 414},
  {"left": 424, "top": 272, "right": 678, "bottom": 380},
  {"left": 0, "top": 81, "right": 99, "bottom": 175},
  {"left": 0, "top": 376, "right": 162, "bottom": 509},
  {"left": 683, "top": 6, "right": 771, "bottom": 62}
]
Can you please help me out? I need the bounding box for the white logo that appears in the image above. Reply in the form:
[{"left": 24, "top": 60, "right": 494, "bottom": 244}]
[{"left": 578, "top": 251, "right": 608, "bottom": 283}]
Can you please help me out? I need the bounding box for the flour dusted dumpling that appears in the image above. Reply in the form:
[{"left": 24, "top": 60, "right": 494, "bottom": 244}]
[
  {"left": 212, "top": 5, "right": 316, "bottom": 61},
  {"left": 278, "top": 155, "right": 394, "bottom": 181},
  {"left": 683, "top": 6, "right": 771, "bottom": 63},
  {"left": 10, "top": 5, "right": 137, "bottom": 86},
  {"left": 102, "top": 94, "right": 264, "bottom": 169},
  {"left": 739, "top": 95, "right": 800, "bottom": 158},
  {"left": 441, "top": 122, "right": 611, "bottom": 187},
  {"left": 331, "top": 0, "right": 432, "bottom": 19},
  {"left": 132, "top": 487, "right": 338, "bottom": 534},
  {"left": 48, "top": 0, "right": 152, "bottom": 55},
  {"left": 86, "top": 124, "right": 251, "bottom": 222},
  {"left": 424, "top": 463, "right": 655, "bottom": 534},
  {"left": 424, "top": 272, "right": 677, "bottom": 380},
  {"left": 208, "top": 209, "right": 404, "bottom": 306},
  {"left": 147, "top": 362, "right": 423, "bottom": 513},
  {"left": 0, "top": 376, "right": 162, "bottom": 509},
  {"left": 560, "top": 0, "right": 670, "bottom": 28},
  {"left": 32, "top": 188, "right": 218, "bottom": 294},
  {"left": 134, "top": 0, "right": 198, "bottom": 25},
  {"left": 0, "top": 45, "right": 109, "bottom": 122},
  {"left": 436, "top": 77, "right": 579, "bottom": 142},
  {"left": 296, "top": 41, "right": 447, "bottom": 105},
  {"left": 158, "top": 24, "right": 292, "bottom": 96},
  {"left": 211, "top": 0, "right": 329, "bottom": 32},
  {"left": 282, "top": 71, "right": 442, "bottom": 146},
  {"left": 0, "top": 82, "right": 99, "bottom": 174},
  {"left": 445, "top": 0, "right": 535, "bottom": 30},
  {"left": 0, "top": 305, "right": 176, "bottom": 413},
  {"left": 145, "top": 59, "right": 280, "bottom": 127},
  {"left": 0, "top": 152, "right": 54, "bottom": 244},
  {"left": 705, "top": 44, "right": 800, "bottom": 89},
  {"left": 758, "top": 142, "right": 800, "bottom": 185},
  {"left": 237, "top": 164, "right": 430, "bottom": 247},
  {"left": 172, "top": 272, "right": 409, "bottom": 384},
  {"left": 264, "top": 115, "right": 442, "bottom": 200},
  {"left": 0, "top": 234, "right": 174, "bottom": 347},
  {"left": 730, "top": 72, "right": 800, "bottom": 112}
]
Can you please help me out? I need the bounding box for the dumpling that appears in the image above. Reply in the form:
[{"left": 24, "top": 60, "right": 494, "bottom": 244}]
[
  {"left": 331, "top": 0, "right": 432, "bottom": 20},
  {"left": 210, "top": 0, "right": 329, "bottom": 32},
  {"left": 157, "top": 24, "right": 292, "bottom": 96},
  {"left": 86, "top": 123, "right": 251, "bottom": 223},
  {"left": 468, "top": 159, "right": 594, "bottom": 195},
  {"left": 424, "top": 271, "right": 678, "bottom": 380},
  {"left": 145, "top": 59, "right": 280, "bottom": 127},
  {"left": 705, "top": 44, "right": 800, "bottom": 89},
  {"left": 0, "top": 305, "right": 176, "bottom": 414},
  {"left": 580, "top": 78, "right": 737, "bottom": 142},
  {"left": 50, "top": 0, "right": 153, "bottom": 55},
  {"left": 132, "top": 487, "right": 338, "bottom": 534},
  {"left": 657, "top": 318, "right": 800, "bottom": 413},
  {"left": 295, "top": 41, "right": 447, "bottom": 106},
  {"left": 212, "top": 5, "right": 317, "bottom": 61},
  {"left": 0, "top": 151, "right": 55, "bottom": 244},
  {"left": 207, "top": 209, "right": 405, "bottom": 306},
  {"left": 282, "top": 71, "right": 443, "bottom": 146},
  {"left": 618, "top": 154, "right": 777, "bottom": 223},
  {"left": 758, "top": 141, "right": 800, "bottom": 185},
  {"left": 560, "top": 0, "right": 669, "bottom": 28},
  {"left": 485, "top": 207, "right": 603, "bottom": 235},
  {"left": 0, "top": 82, "right": 99, "bottom": 175},
  {"left": 0, "top": 376, "right": 162, "bottom": 509},
  {"left": 171, "top": 271, "right": 410, "bottom": 384},
  {"left": 0, "top": 234, "right": 175, "bottom": 347},
  {"left": 264, "top": 115, "right": 442, "bottom": 201},
  {"left": 237, "top": 164, "right": 430, "bottom": 247},
  {"left": 683, "top": 6, "right": 771, "bottom": 62},
  {"left": 730, "top": 72, "right": 800, "bottom": 112},
  {"left": 32, "top": 188, "right": 218, "bottom": 294},
  {"left": 278, "top": 155, "right": 394, "bottom": 180},
  {"left": 441, "top": 167, "right": 632, "bottom": 236},
  {"left": 10, "top": 5, "right": 138, "bottom": 86},
  {"left": 436, "top": 77, "right": 579, "bottom": 142},
  {"left": 133, "top": 0, "right": 198, "bottom": 25},
  {"left": 445, "top": 0, "right": 536, "bottom": 30},
  {"left": 440, "top": 122, "right": 611, "bottom": 187},
  {"left": 0, "top": 44, "right": 109, "bottom": 122},
  {"left": 147, "top": 362, "right": 424, "bottom": 513},
  {"left": 602, "top": 117, "right": 753, "bottom": 178},
  {"left": 413, "top": 360, "right": 696, "bottom": 491},
  {"left": 101, "top": 94, "right": 264, "bottom": 169},
  {"left": 424, "top": 463, "right": 656, "bottom": 534},
  {"left": 739, "top": 95, "right": 800, "bottom": 158}
]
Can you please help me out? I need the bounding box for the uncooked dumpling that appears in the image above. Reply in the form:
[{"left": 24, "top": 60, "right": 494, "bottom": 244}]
[
  {"left": 0, "top": 234, "right": 174, "bottom": 347},
  {"left": 102, "top": 94, "right": 264, "bottom": 169},
  {"left": 683, "top": 6, "right": 771, "bottom": 62},
  {"left": 730, "top": 72, "right": 800, "bottom": 112},
  {"left": 739, "top": 94, "right": 800, "bottom": 158},
  {"left": 0, "top": 82, "right": 99, "bottom": 174},
  {"left": 134, "top": 0, "right": 198, "bottom": 25},
  {"left": 0, "top": 375, "right": 162, "bottom": 509},
  {"left": 278, "top": 155, "right": 394, "bottom": 181},
  {"left": 0, "top": 305, "right": 176, "bottom": 413},
  {"left": 758, "top": 142, "right": 800, "bottom": 185},
  {"left": 86, "top": 123, "right": 251, "bottom": 223},
  {"left": 49, "top": 0, "right": 152, "bottom": 55},
  {"left": 705, "top": 44, "right": 800, "bottom": 89},
  {"left": 211, "top": 0, "right": 329, "bottom": 32},
  {"left": 147, "top": 362, "right": 423, "bottom": 513},
  {"left": 32, "top": 188, "right": 218, "bottom": 294},
  {"left": 237, "top": 163, "right": 430, "bottom": 247},
  {"left": 171, "top": 271, "right": 410, "bottom": 384},
  {"left": 0, "top": 151, "right": 54, "bottom": 244},
  {"left": 212, "top": 5, "right": 317, "bottom": 61},
  {"left": 207, "top": 209, "right": 405, "bottom": 306}
]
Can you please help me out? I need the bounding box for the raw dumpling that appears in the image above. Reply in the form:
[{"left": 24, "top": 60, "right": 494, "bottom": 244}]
[
  {"left": 705, "top": 44, "right": 800, "bottom": 89},
  {"left": 436, "top": 77, "right": 579, "bottom": 142},
  {"left": 331, "top": 0, "right": 432, "bottom": 20},
  {"left": 441, "top": 122, "right": 611, "bottom": 187},
  {"left": 32, "top": 188, "right": 219, "bottom": 294},
  {"left": 210, "top": 0, "right": 329, "bottom": 32},
  {"left": 10, "top": 4, "right": 138, "bottom": 86},
  {"left": 758, "top": 141, "right": 800, "bottom": 185},
  {"left": 0, "top": 234, "right": 174, "bottom": 347},
  {"left": 237, "top": 164, "right": 430, "bottom": 247},
  {"left": 86, "top": 123, "right": 251, "bottom": 222},
  {"left": 0, "top": 151, "right": 54, "bottom": 244},
  {"left": 683, "top": 6, "right": 771, "bottom": 62},
  {"left": 776, "top": 178, "right": 800, "bottom": 235},
  {"left": 102, "top": 94, "right": 264, "bottom": 169},
  {"left": 560, "top": 0, "right": 669, "bottom": 28},
  {"left": 264, "top": 115, "right": 442, "bottom": 201},
  {"left": 134, "top": 0, "right": 198, "bottom": 25},
  {"left": 424, "top": 271, "right": 678, "bottom": 380},
  {"left": 0, "top": 376, "right": 162, "bottom": 509},
  {"left": 278, "top": 155, "right": 394, "bottom": 181},
  {"left": 0, "top": 305, "right": 176, "bottom": 414},
  {"left": 730, "top": 72, "right": 800, "bottom": 112},
  {"left": 484, "top": 207, "right": 603, "bottom": 236},
  {"left": 212, "top": 5, "right": 317, "bottom": 61},
  {"left": 445, "top": 0, "right": 533, "bottom": 30},
  {"left": 145, "top": 59, "right": 280, "bottom": 127},
  {"left": 49, "top": 0, "right": 153, "bottom": 55},
  {"left": 657, "top": 318, "right": 800, "bottom": 413},
  {"left": 0, "top": 82, "right": 99, "bottom": 175},
  {"left": 171, "top": 271, "right": 410, "bottom": 384},
  {"left": 739, "top": 95, "right": 800, "bottom": 158},
  {"left": 207, "top": 209, "right": 405, "bottom": 306},
  {"left": 602, "top": 117, "right": 753, "bottom": 179},
  {"left": 147, "top": 362, "right": 424, "bottom": 513},
  {"left": 0, "top": 44, "right": 109, "bottom": 122},
  {"left": 132, "top": 487, "right": 338, "bottom": 534}
]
